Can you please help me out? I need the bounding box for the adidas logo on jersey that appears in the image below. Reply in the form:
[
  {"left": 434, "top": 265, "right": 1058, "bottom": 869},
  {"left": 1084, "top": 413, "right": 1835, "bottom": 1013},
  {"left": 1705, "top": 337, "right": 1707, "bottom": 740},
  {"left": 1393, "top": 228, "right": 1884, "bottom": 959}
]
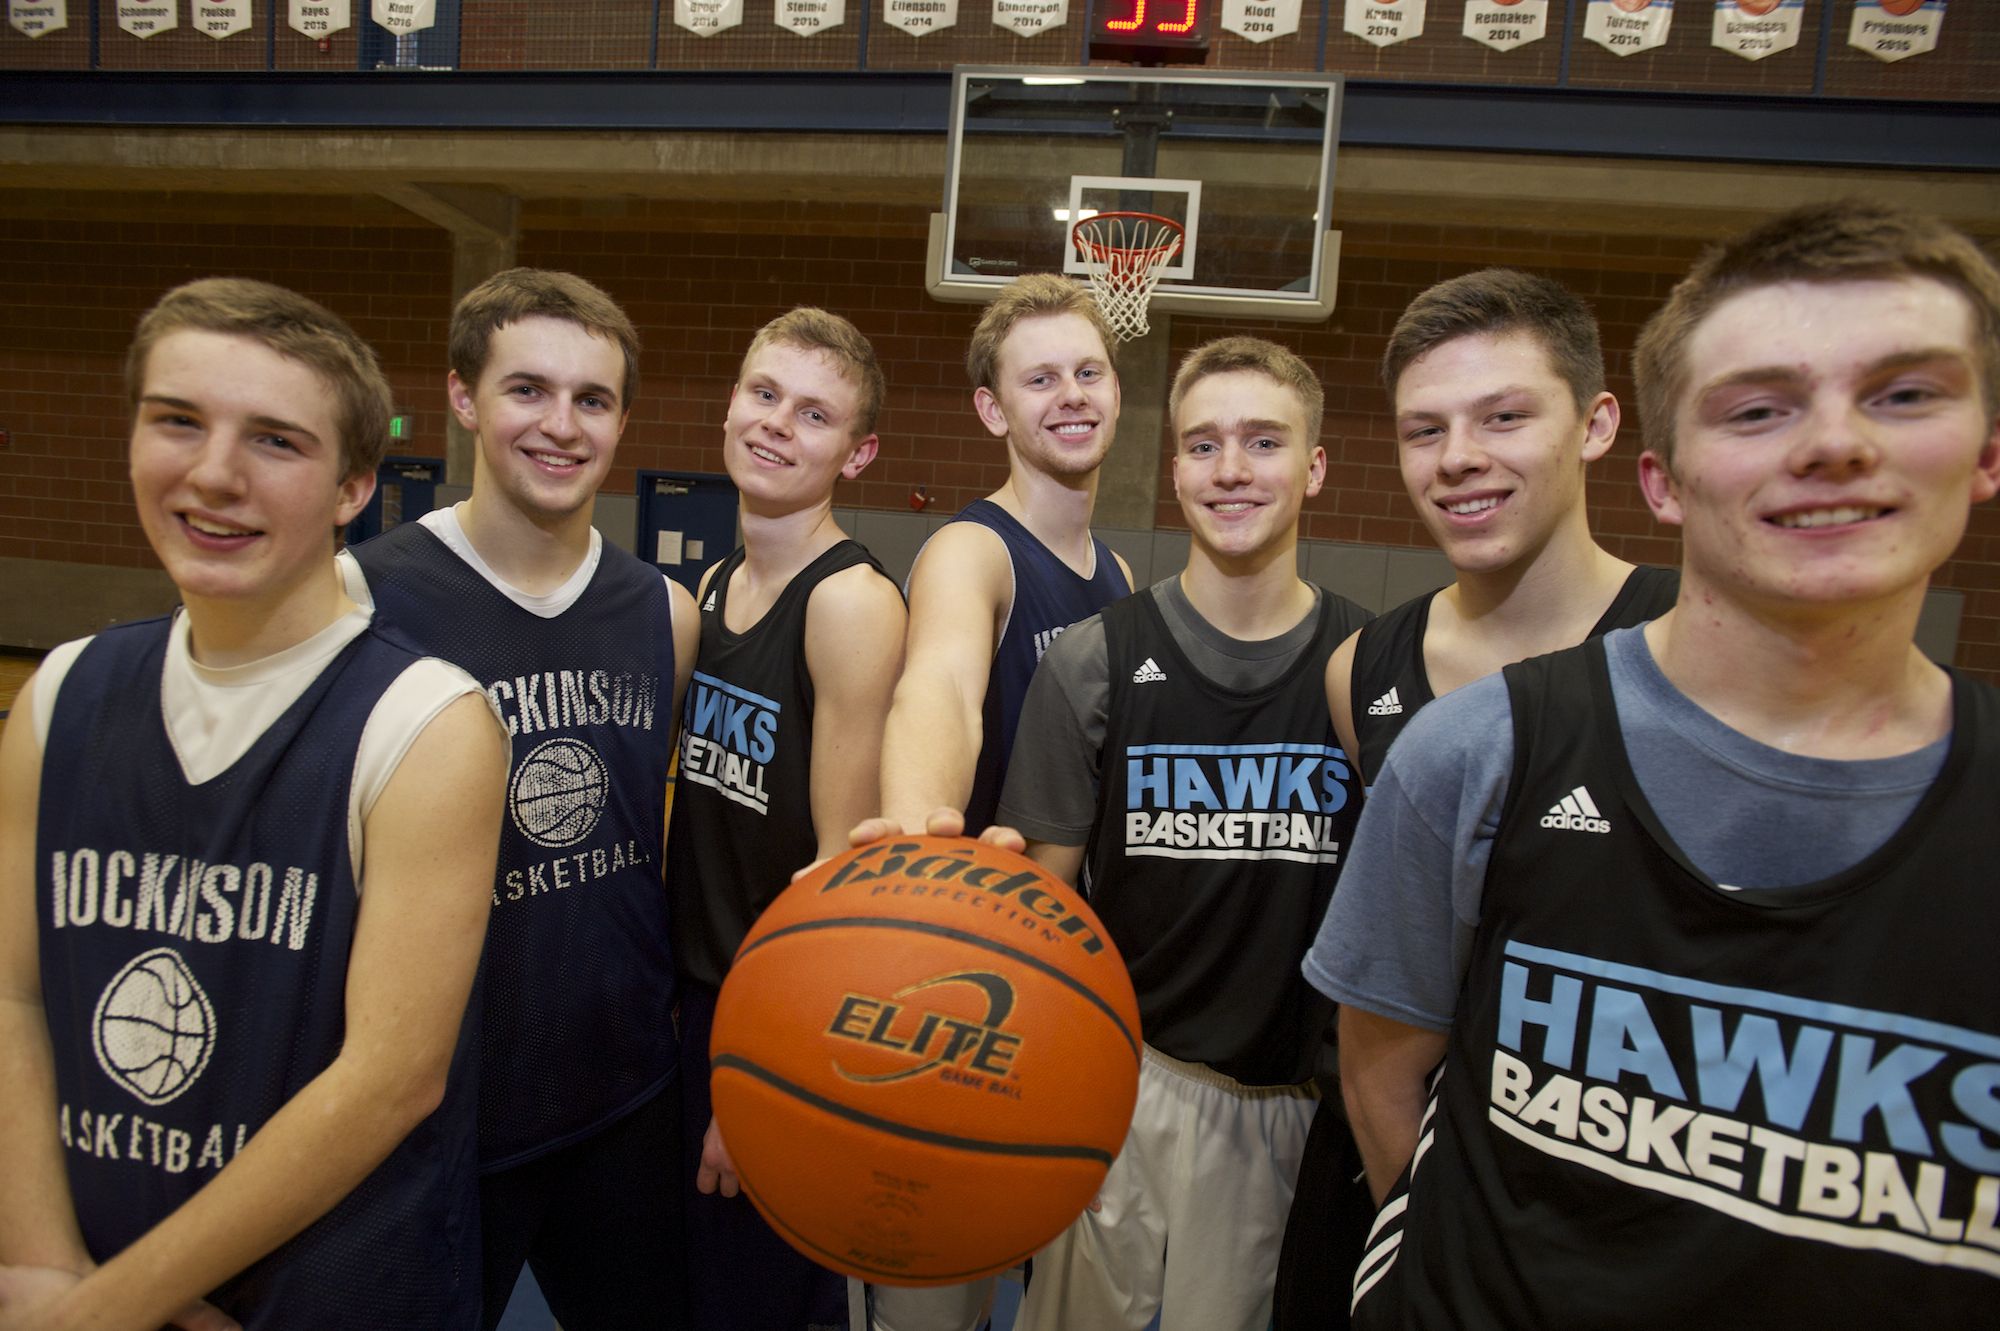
[
  {"left": 1540, "top": 785, "right": 1611, "bottom": 834},
  {"left": 1131, "top": 657, "right": 1166, "bottom": 684},
  {"left": 701, "top": 588, "right": 717, "bottom": 611},
  {"left": 1367, "top": 687, "right": 1403, "bottom": 716}
]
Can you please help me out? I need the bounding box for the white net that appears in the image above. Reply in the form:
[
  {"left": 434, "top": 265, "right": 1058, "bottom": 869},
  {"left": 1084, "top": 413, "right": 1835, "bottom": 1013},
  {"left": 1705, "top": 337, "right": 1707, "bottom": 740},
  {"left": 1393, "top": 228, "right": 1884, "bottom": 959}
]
[{"left": 1071, "top": 213, "right": 1184, "bottom": 342}]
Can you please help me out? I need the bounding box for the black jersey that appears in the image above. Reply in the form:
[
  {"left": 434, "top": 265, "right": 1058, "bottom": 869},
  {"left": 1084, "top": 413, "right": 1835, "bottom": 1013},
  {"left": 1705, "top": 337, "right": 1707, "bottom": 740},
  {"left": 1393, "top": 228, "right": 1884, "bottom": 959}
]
[
  {"left": 350, "top": 523, "right": 678, "bottom": 1170},
  {"left": 948, "top": 499, "right": 1130, "bottom": 832},
  {"left": 38, "top": 617, "right": 481, "bottom": 1330},
  {"left": 668, "top": 540, "right": 892, "bottom": 989},
  {"left": 1081, "top": 588, "right": 1363, "bottom": 1086},
  {"left": 1365, "top": 639, "right": 2000, "bottom": 1328},
  {"left": 1349, "top": 564, "right": 1678, "bottom": 781}
]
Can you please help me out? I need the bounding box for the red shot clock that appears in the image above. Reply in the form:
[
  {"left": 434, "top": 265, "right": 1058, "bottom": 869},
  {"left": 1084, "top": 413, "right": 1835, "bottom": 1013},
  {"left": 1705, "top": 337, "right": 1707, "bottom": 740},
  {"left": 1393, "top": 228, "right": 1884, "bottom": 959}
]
[{"left": 1088, "top": 0, "right": 1216, "bottom": 63}]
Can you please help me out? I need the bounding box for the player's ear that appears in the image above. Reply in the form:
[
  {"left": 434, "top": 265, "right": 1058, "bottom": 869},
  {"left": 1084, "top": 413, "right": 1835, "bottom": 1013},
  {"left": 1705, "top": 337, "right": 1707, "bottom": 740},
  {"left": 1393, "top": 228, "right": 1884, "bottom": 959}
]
[
  {"left": 1970, "top": 414, "right": 2000, "bottom": 505},
  {"left": 447, "top": 371, "right": 479, "bottom": 432},
  {"left": 1303, "top": 444, "right": 1327, "bottom": 500},
  {"left": 972, "top": 386, "right": 1010, "bottom": 440},
  {"left": 1637, "top": 449, "right": 1683, "bottom": 527},
  {"left": 336, "top": 465, "right": 377, "bottom": 529},
  {"left": 1580, "top": 392, "right": 1620, "bottom": 464},
  {"left": 841, "top": 433, "right": 880, "bottom": 480}
]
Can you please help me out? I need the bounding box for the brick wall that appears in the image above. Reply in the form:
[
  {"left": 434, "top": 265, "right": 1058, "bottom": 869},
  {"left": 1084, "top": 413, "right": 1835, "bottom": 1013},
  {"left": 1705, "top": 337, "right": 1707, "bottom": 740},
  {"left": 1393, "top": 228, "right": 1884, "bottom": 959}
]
[{"left": 3, "top": 203, "right": 1997, "bottom": 677}]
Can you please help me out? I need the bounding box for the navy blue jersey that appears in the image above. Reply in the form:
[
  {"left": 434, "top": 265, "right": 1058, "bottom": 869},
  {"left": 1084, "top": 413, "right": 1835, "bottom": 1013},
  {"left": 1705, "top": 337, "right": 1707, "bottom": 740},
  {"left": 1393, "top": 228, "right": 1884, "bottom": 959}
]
[
  {"left": 668, "top": 540, "right": 891, "bottom": 989},
  {"left": 37, "top": 616, "right": 481, "bottom": 1330},
  {"left": 1082, "top": 589, "right": 1361, "bottom": 1086},
  {"left": 350, "top": 524, "right": 678, "bottom": 1170},
  {"left": 951, "top": 499, "right": 1130, "bottom": 832}
]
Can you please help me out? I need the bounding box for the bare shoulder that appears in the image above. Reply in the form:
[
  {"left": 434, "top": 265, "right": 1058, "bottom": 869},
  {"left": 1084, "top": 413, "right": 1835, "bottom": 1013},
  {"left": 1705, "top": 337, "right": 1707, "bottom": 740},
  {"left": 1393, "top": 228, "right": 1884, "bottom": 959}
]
[{"left": 906, "top": 521, "right": 1012, "bottom": 606}]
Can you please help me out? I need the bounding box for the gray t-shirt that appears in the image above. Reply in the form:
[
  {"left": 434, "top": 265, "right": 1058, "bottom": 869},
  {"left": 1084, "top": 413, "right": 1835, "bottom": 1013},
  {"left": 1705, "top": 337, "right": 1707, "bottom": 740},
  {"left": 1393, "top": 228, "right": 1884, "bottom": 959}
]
[
  {"left": 1302, "top": 625, "right": 1949, "bottom": 1032},
  {"left": 998, "top": 576, "right": 1329, "bottom": 845}
]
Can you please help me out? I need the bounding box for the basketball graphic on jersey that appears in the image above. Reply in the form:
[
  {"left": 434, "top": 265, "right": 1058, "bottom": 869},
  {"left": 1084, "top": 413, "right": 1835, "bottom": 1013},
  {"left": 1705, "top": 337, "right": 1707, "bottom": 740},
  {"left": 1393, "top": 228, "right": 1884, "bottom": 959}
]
[
  {"left": 510, "top": 737, "right": 610, "bottom": 848},
  {"left": 92, "top": 947, "right": 217, "bottom": 1106}
]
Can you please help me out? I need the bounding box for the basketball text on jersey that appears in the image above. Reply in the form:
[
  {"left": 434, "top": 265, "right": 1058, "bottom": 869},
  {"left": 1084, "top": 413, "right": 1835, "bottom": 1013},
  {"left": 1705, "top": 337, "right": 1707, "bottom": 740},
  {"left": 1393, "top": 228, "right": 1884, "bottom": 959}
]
[
  {"left": 678, "top": 670, "right": 779, "bottom": 813},
  {"left": 1031, "top": 624, "right": 1069, "bottom": 661},
  {"left": 49, "top": 848, "right": 321, "bottom": 951},
  {"left": 1122, "top": 742, "right": 1351, "bottom": 863},
  {"left": 58, "top": 1100, "right": 251, "bottom": 1177},
  {"left": 819, "top": 839, "right": 1107, "bottom": 956},
  {"left": 485, "top": 668, "right": 658, "bottom": 737},
  {"left": 1487, "top": 939, "right": 2000, "bottom": 1274}
]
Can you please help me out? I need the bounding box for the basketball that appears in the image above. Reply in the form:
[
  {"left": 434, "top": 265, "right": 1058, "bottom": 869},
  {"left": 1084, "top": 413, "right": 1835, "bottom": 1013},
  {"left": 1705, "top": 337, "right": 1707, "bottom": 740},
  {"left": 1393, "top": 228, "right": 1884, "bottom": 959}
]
[
  {"left": 709, "top": 835, "right": 1142, "bottom": 1286},
  {"left": 92, "top": 946, "right": 217, "bottom": 1106}
]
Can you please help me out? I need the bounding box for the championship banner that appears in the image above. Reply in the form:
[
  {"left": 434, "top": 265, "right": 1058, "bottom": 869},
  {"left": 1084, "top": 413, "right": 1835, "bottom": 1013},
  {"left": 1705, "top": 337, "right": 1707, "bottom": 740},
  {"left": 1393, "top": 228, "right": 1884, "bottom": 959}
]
[
  {"left": 371, "top": 0, "right": 433, "bottom": 36},
  {"left": 8, "top": 0, "right": 66, "bottom": 37},
  {"left": 1583, "top": 0, "right": 1670, "bottom": 56},
  {"left": 1849, "top": 0, "right": 1941, "bottom": 64},
  {"left": 885, "top": 0, "right": 954, "bottom": 36},
  {"left": 1345, "top": 0, "right": 1423, "bottom": 49},
  {"left": 289, "top": 0, "right": 350, "bottom": 37},
  {"left": 776, "top": 0, "right": 843, "bottom": 34},
  {"left": 193, "top": 0, "right": 251, "bottom": 38},
  {"left": 1711, "top": 0, "right": 1800, "bottom": 61},
  {"left": 1223, "top": 0, "right": 1300, "bottom": 43},
  {"left": 1462, "top": 0, "right": 1546, "bottom": 51},
  {"left": 991, "top": 0, "right": 1063, "bottom": 37},
  {"left": 117, "top": 0, "right": 177, "bottom": 38},
  {"left": 675, "top": 0, "right": 742, "bottom": 35}
]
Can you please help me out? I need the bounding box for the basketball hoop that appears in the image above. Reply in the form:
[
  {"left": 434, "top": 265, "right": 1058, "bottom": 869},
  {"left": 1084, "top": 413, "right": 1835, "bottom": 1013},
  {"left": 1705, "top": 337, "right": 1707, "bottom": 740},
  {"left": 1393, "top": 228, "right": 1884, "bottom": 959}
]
[{"left": 1070, "top": 211, "right": 1185, "bottom": 342}]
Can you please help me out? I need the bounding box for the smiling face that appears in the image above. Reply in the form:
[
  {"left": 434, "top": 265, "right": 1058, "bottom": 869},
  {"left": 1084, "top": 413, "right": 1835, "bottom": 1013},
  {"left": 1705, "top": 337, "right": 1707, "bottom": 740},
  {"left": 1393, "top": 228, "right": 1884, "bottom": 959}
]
[
  {"left": 723, "top": 340, "right": 879, "bottom": 515},
  {"left": 454, "top": 315, "right": 627, "bottom": 524},
  {"left": 130, "top": 329, "right": 372, "bottom": 612},
  {"left": 1641, "top": 276, "right": 2000, "bottom": 619},
  {"left": 1394, "top": 329, "right": 1619, "bottom": 576},
  {"left": 974, "top": 312, "right": 1120, "bottom": 481},
  {"left": 1171, "top": 368, "right": 1325, "bottom": 569}
]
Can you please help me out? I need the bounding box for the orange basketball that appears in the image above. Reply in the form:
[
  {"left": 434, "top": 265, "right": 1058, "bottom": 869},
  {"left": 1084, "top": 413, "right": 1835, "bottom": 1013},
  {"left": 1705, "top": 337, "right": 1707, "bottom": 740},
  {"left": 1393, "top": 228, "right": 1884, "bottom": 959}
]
[{"left": 710, "top": 834, "right": 1142, "bottom": 1286}]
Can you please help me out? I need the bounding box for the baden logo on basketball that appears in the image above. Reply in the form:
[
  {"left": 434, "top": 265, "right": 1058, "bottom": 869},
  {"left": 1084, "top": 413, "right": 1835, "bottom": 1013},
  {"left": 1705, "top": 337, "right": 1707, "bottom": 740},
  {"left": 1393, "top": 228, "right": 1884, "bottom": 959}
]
[
  {"left": 509, "top": 737, "right": 609, "bottom": 848},
  {"left": 827, "top": 971, "right": 1023, "bottom": 1085},
  {"left": 92, "top": 947, "right": 217, "bottom": 1106}
]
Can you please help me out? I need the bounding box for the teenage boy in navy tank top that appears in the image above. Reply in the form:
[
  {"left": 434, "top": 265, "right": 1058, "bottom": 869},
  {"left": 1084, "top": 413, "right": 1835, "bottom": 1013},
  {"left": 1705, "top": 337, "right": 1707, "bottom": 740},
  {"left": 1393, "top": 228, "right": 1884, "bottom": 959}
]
[
  {"left": 341, "top": 269, "right": 698, "bottom": 1329},
  {"left": 995, "top": 337, "right": 1370, "bottom": 1331},
  {"left": 1310, "top": 201, "right": 2000, "bottom": 1326},
  {"left": 868, "top": 273, "right": 1133, "bottom": 1331},
  {"left": 1277, "top": 269, "right": 1677, "bottom": 1327},
  {"left": 0, "top": 279, "right": 506, "bottom": 1330},
  {"left": 666, "top": 307, "right": 905, "bottom": 1331}
]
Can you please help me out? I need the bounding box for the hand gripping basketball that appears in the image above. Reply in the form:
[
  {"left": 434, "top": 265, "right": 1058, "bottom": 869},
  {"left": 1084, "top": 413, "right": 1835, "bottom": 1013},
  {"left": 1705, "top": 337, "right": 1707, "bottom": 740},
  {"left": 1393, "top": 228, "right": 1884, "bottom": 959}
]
[{"left": 710, "top": 835, "right": 1142, "bottom": 1285}]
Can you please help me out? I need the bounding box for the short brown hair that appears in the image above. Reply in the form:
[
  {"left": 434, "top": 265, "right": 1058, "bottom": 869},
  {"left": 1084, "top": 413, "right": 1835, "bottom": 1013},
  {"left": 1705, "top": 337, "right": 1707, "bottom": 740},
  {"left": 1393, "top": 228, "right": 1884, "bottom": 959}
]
[
  {"left": 449, "top": 268, "right": 641, "bottom": 408},
  {"left": 965, "top": 273, "right": 1118, "bottom": 393},
  {"left": 740, "top": 307, "right": 885, "bottom": 439},
  {"left": 126, "top": 277, "right": 393, "bottom": 480},
  {"left": 1636, "top": 200, "right": 2000, "bottom": 466},
  {"left": 1169, "top": 336, "right": 1325, "bottom": 441},
  {"left": 1382, "top": 268, "right": 1605, "bottom": 414}
]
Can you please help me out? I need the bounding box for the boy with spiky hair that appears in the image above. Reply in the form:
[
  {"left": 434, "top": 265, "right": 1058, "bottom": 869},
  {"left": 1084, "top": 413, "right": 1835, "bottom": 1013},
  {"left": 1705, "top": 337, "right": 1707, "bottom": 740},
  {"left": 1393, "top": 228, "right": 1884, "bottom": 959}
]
[
  {"left": 994, "top": 336, "right": 1369, "bottom": 1331},
  {"left": 669, "top": 306, "right": 905, "bottom": 1330},
  {"left": 1314, "top": 201, "right": 2000, "bottom": 1325},
  {"left": 342, "top": 267, "right": 697, "bottom": 1329},
  {"left": 0, "top": 278, "right": 505, "bottom": 1330},
  {"left": 868, "top": 270, "right": 1135, "bottom": 1331}
]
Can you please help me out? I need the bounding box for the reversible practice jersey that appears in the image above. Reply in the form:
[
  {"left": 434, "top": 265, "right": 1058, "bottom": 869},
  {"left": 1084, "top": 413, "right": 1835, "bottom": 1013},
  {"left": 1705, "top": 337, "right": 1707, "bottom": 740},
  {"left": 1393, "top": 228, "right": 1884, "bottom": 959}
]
[
  {"left": 669, "top": 540, "right": 890, "bottom": 988},
  {"left": 1349, "top": 564, "right": 1677, "bottom": 780},
  {"left": 949, "top": 499, "right": 1130, "bottom": 832},
  {"left": 352, "top": 523, "right": 677, "bottom": 1170},
  {"left": 1081, "top": 588, "right": 1364, "bottom": 1086},
  {"left": 1361, "top": 639, "right": 2000, "bottom": 1327},
  {"left": 38, "top": 617, "right": 481, "bottom": 1330}
]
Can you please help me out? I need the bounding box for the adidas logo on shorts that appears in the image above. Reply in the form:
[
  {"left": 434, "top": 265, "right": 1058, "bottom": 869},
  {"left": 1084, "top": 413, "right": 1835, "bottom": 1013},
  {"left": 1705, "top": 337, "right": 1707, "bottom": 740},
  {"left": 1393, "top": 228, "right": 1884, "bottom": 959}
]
[
  {"left": 1367, "top": 687, "right": 1403, "bottom": 716},
  {"left": 1131, "top": 657, "right": 1167, "bottom": 684},
  {"left": 1540, "top": 785, "right": 1611, "bottom": 834}
]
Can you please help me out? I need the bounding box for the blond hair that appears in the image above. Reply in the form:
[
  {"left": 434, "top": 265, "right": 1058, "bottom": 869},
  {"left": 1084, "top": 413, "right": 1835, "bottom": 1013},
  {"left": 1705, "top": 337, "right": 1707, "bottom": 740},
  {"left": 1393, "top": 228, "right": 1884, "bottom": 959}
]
[
  {"left": 740, "top": 307, "right": 885, "bottom": 439},
  {"left": 965, "top": 273, "right": 1118, "bottom": 393},
  {"left": 1169, "top": 336, "right": 1325, "bottom": 440}
]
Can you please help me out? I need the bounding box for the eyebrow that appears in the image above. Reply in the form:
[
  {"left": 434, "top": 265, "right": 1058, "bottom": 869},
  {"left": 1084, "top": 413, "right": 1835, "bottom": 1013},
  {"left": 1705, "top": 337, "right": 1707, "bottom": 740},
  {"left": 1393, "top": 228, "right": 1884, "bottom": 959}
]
[
  {"left": 141, "top": 395, "right": 323, "bottom": 444},
  {"left": 498, "top": 370, "right": 621, "bottom": 408},
  {"left": 747, "top": 374, "right": 841, "bottom": 418},
  {"left": 1180, "top": 417, "right": 1293, "bottom": 442},
  {"left": 1397, "top": 385, "right": 1541, "bottom": 420},
  {"left": 1695, "top": 347, "right": 1974, "bottom": 398}
]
